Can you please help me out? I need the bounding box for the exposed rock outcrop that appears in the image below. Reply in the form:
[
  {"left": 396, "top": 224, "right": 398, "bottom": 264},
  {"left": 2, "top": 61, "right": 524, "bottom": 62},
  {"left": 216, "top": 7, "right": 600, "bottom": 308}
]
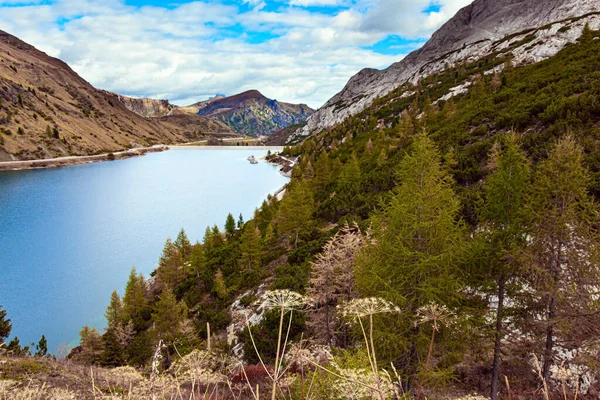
[
  {"left": 112, "top": 94, "right": 175, "bottom": 118},
  {"left": 295, "top": 0, "right": 600, "bottom": 139}
]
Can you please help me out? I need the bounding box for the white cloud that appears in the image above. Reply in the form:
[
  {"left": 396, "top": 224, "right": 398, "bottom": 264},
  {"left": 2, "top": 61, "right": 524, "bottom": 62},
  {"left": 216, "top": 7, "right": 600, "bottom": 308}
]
[{"left": 0, "top": 0, "right": 473, "bottom": 108}]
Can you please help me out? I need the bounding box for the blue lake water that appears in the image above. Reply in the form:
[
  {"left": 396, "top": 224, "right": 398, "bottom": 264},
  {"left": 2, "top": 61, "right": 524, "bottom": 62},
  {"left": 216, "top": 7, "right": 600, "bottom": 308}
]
[{"left": 0, "top": 148, "right": 288, "bottom": 352}]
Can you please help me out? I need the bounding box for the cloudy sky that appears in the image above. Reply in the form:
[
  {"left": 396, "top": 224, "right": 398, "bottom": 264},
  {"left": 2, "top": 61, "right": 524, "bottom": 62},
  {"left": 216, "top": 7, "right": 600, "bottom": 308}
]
[{"left": 0, "top": 0, "right": 473, "bottom": 108}]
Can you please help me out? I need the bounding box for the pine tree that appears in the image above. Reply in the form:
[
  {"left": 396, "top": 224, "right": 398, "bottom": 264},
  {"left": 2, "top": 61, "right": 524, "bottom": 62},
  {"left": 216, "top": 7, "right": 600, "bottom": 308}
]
[
  {"left": 225, "top": 213, "right": 236, "bottom": 235},
  {"left": 122, "top": 267, "right": 147, "bottom": 321},
  {"left": 524, "top": 136, "right": 600, "bottom": 382},
  {"left": 313, "top": 151, "right": 331, "bottom": 193},
  {"left": 356, "top": 133, "right": 466, "bottom": 389},
  {"left": 213, "top": 269, "right": 228, "bottom": 300},
  {"left": 76, "top": 325, "right": 105, "bottom": 364},
  {"left": 0, "top": 306, "right": 11, "bottom": 344},
  {"left": 105, "top": 290, "right": 123, "bottom": 328},
  {"left": 479, "top": 135, "right": 530, "bottom": 400},
  {"left": 174, "top": 228, "right": 192, "bottom": 259},
  {"left": 237, "top": 213, "right": 244, "bottom": 229}
]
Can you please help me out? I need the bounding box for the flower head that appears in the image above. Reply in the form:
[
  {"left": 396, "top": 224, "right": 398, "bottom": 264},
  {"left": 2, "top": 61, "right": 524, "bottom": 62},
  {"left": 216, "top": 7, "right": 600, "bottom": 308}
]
[
  {"left": 256, "top": 290, "right": 310, "bottom": 311},
  {"left": 416, "top": 302, "right": 454, "bottom": 331},
  {"left": 338, "top": 297, "right": 401, "bottom": 319}
]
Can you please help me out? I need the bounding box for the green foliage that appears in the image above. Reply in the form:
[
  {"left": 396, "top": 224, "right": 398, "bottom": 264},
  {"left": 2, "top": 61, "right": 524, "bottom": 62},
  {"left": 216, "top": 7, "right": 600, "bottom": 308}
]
[
  {"left": 0, "top": 306, "right": 11, "bottom": 344},
  {"left": 122, "top": 267, "right": 147, "bottom": 324},
  {"left": 35, "top": 335, "right": 48, "bottom": 357},
  {"left": 105, "top": 290, "right": 123, "bottom": 328},
  {"left": 355, "top": 134, "right": 467, "bottom": 384},
  {"left": 225, "top": 213, "right": 236, "bottom": 235},
  {"left": 152, "top": 290, "right": 187, "bottom": 344}
]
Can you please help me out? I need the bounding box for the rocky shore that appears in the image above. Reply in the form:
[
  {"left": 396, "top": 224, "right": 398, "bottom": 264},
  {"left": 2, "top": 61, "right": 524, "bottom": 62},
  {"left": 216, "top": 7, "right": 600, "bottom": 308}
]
[{"left": 0, "top": 145, "right": 169, "bottom": 171}]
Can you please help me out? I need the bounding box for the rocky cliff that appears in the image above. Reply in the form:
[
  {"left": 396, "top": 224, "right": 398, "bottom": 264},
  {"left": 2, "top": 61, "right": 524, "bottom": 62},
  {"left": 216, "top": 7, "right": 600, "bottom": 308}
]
[
  {"left": 296, "top": 0, "right": 600, "bottom": 139},
  {"left": 112, "top": 94, "right": 175, "bottom": 118}
]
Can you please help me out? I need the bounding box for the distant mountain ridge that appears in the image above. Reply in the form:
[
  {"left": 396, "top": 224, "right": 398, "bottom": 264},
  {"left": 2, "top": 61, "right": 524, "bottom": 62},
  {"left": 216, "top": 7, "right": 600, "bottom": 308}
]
[
  {"left": 182, "top": 90, "right": 314, "bottom": 137},
  {"left": 296, "top": 0, "right": 600, "bottom": 139},
  {"left": 0, "top": 30, "right": 238, "bottom": 161}
]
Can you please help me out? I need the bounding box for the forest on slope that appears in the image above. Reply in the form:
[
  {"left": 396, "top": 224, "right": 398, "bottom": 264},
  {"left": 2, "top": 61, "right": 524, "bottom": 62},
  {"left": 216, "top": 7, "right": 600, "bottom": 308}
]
[{"left": 1, "top": 27, "right": 600, "bottom": 400}]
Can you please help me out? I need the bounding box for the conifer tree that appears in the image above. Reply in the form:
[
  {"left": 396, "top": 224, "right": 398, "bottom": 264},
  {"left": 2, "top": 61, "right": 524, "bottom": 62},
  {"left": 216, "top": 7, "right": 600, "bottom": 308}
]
[
  {"left": 213, "top": 269, "right": 228, "bottom": 300},
  {"left": 338, "top": 153, "right": 361, "bottom": 188},
  {"left": 189, "top": 243, "right": 207, "bottom": 279},
  {"left": 524, "top": 136, "right": 600, "bottom": 382},
  {"left": 122, "top": 267, "right": 147, "bottom": 321},
  {"left": 237, "top": 214, "right": 244, "bottom": 229},
  {"left": 479, "top": 135, "right": 530, "bottom": 400},
  {"left": 238, "top": 222, "right": 262, "bottom": 271},
  {"left": 356, "top": 133, "right": 465, "bottom": 390},
  {"left": 0, "top": 306, "right": 11, "bottom": 344},
  {"left": 152, "top": 290, "right": 186, "bottom": 344},
  {"left": 35, "top": 335, "right": 48, "bottom": 357},
  {"left": 174, "top": 228, "right": 192, "bottom": 259},
  {"left": 105, "top": 290, "right": 123, "bottom": 328},
  {"left": 307, "top": 223, "right": 368, "bottom": 347},
  {"left": 76, "top": 325, "right": 104, "bottom": 364},
  {"left": 277, "top": 181, "right": 314, "bottom": 248},
  {"left": 156, "top": 238, "right": 183, "bottom": 291},
  {"left": 313, "top": 151, "right": 331, "bottom": 193},
  {"left": 225, "top": 213, "right": 236, "bottom": 235}
]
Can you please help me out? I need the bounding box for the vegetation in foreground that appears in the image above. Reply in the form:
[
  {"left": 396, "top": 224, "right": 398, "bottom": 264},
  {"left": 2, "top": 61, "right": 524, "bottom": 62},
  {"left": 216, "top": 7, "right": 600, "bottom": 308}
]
[{"left": 2, "top": 27, "right": 600, "bottom": 400}]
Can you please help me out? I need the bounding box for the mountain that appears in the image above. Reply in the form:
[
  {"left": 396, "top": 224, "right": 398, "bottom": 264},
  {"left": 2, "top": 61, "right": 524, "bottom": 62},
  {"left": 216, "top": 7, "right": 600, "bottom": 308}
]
[
  {"left": 295, "top": 0, "right": 599, "bottom": 139},
  {"left": 111, "top": 94, "right": 175, "bottom": 118},
  {"left": 0, "top": 30, "right": 237, "bottom": 161},
  {"left": 181, "top": 90, "right": 314, "bottom": 137}
]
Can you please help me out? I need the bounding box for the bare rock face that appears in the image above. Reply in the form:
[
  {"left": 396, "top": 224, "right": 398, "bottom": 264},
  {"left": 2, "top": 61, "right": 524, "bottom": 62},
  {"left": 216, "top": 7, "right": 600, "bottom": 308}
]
[
  {"left": 113, "top": 94, "right": 175, "bottom": 118},
  {"left": 296, "top": 0, "right": 599, "bottom": 138}
]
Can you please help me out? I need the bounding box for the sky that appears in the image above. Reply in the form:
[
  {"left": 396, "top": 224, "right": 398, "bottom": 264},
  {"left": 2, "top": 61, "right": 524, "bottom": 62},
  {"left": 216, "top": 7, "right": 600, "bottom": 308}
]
[{"left": 0, "top": 0, "right": 473, "bottom": 108}]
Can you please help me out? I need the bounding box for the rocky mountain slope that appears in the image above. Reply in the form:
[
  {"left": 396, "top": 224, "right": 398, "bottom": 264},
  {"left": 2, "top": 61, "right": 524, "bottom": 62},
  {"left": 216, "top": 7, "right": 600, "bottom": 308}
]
[
  {"left": 181, "top": 90, "right": 314, "bottom": 137},
  {"left": 0, "top": 31, "right": 237, "bottom": 161},
  {"left": 295, "top": 0, "right": 599, "bottom": 139},
  {"left": 111, "top": 94, "right": 175, "bottom": 118}
]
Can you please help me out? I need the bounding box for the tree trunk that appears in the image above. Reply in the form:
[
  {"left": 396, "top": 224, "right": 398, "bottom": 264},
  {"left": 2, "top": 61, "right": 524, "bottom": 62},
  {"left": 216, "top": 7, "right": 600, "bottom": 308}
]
[
  {"left": 542, "top": 294, "right": 556, "bottom": 382},
  {"left": 491, "top": 275, "right": 506, "bottom": 400}
]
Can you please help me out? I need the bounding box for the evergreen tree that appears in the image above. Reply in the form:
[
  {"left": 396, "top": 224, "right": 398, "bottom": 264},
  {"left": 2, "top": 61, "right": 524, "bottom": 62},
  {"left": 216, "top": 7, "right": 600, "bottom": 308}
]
[
  {"left": 225, "top": 213, "right": 236, "bottom": 235},
  {"left": 356, "top": 133, "right": 466, "bottom": 390},
  {"left": 524, "top": 136, "right": 600, "bottom": 382},
  {"left": 105, "top": 290, "right": 123, "bottom": 328},
  {"left": 237, "top": 213, "right": 244, "bottom": 229},
  {"left": 35, "top": 335, "right": 48, "bottom": 357},
  {"left": 0, "top": 306, "right": 11, "bottom": 344},
  {"left": 277, "top": 181, "right": 314, "bottom": 248},
  {"left": 213, "top": 269, "right": 228, "bottom": 300},
  {"left": 189, "top": 243, "right": 207, "bottom": 280},
  {"left": 156, "top": 238, "right": 184, "bottom": 291},
  {"left": 478, "top": 135, "right": 530, "bottom": 400},
  {"left": 174, "top": 228, "right": 192, "bottom": 259},
  {"left": 75, "top": 325, "right": 104, "bottom": 364},
  {"left": 313, "top": 151, "right": 331, "bottom": 193},
  {"left": 152, "top": 290, "right": 186, "bottom": 344},
  {"left": 122, "top": 267, "right": 147, "bottom": 321},
  {"left": 6, "top": 336, "right": 25, "bottom": 356},
  {"left": 238, "top": 222, "right": 262, "bottom": 271}
]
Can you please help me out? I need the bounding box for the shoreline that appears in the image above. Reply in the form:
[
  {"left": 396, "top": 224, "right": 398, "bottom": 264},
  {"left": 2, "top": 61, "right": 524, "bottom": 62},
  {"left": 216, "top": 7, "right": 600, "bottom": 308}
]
[
  {"left": 0, "top": 142, "right": 282, "bottom": 172},
  {"left": 0, "top": 145, "right": 169, "bottom": 172}
]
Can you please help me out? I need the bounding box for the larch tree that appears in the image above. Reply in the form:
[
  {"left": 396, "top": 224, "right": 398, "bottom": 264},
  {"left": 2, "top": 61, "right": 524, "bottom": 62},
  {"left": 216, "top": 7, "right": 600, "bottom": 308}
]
[
  {"left": 524, "top": 135, "right": 600, "bottom": 382},
  {"left": 355, "top": 133, "right": 466, "bottom": 390},
  {"left": 0, "top": 306, "right": 11, "bottom": 344},
  {"left": 151, "top": 290, "right": 187, "bottom": 344},
  {"left": 174, "top": 228, "right": 192, "bottom": 259},
  {"left": 156, "top": 238, "right": 184, "bottom": 291},
  {"left": 277, "top": 180, "right": 314, "bottom": 248},
  {"left": 105, "top": 290, "right": 123, "bottom": 329},
  {"left": 225, "top": 213, "right": 236, "bottom": 235},
  {"left": 478, "top": 135, "right": 531, "bottom": 400},
  {"left": 238, "top": 221, "right": 262, "bottom": 271},
  {"left": 307, "top": 223, "right": 369, "bottom": 347},
  {"left": 122, "top": 267, "right": 147, "bottom": 322}
]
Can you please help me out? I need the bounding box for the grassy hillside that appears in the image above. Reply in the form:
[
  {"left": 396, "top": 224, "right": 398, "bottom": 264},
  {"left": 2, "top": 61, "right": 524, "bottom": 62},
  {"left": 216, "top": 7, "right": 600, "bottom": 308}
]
[{"left": 0, "top": 31, "right": 237, "bottom": 161}]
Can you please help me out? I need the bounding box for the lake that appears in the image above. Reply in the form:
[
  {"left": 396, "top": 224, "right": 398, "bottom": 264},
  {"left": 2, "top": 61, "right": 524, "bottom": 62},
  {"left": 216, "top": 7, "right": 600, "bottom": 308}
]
[{"left": 0, "top": 147, "right": 288, "bottom": 353}]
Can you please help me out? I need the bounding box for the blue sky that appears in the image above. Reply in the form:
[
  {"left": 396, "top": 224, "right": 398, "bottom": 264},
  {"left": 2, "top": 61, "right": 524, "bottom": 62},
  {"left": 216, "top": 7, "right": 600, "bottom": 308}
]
[{"left": 0, "top": 0, "right": 473, "bottom": 108}]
